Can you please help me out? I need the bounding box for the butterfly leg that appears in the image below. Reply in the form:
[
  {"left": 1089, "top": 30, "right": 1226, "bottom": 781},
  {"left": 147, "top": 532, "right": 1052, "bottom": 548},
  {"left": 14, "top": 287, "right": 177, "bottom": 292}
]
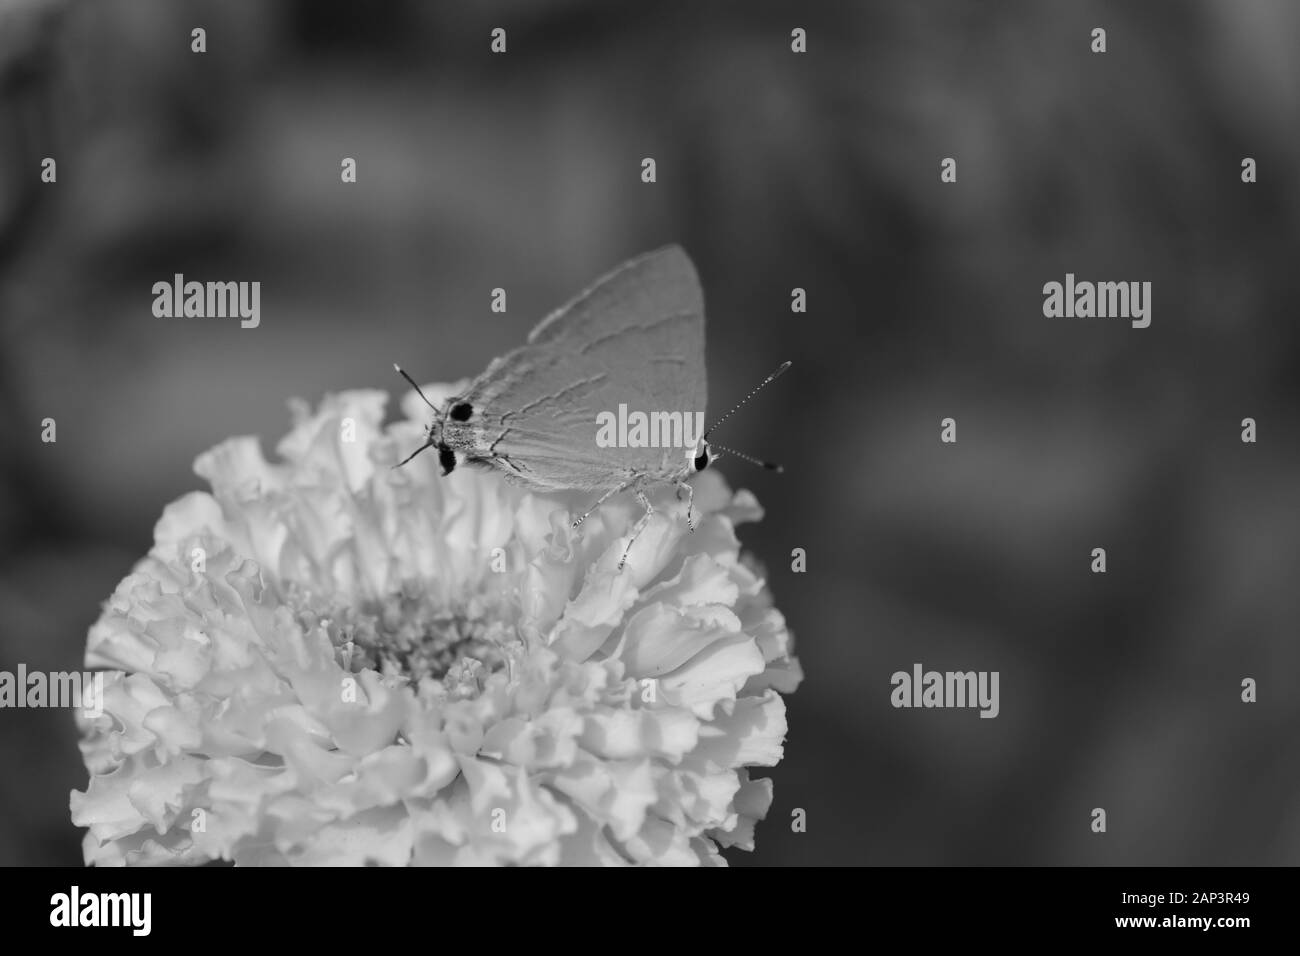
[
  {"left": 572, "top": 477, "right": 635, "bottom": 530},
  {"left": 675, "top": 480, "right": 695, "bottom": 532},
  {"left": 618, "top": 491, "right": 655, "bottom": 572}
]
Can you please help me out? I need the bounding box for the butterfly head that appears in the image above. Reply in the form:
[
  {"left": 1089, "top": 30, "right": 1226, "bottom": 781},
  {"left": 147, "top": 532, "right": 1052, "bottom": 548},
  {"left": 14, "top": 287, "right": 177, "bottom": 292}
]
[
  {"left": 393, "top": 365, "right": 472, "bottom": 475},
  {"left": 423, "top": 421, "right": 458, "bottom": 475}
]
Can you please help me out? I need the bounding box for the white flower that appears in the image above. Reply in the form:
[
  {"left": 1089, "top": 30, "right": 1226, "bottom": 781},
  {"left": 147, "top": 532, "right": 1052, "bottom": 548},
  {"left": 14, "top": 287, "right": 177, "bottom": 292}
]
[{"left": 71, "top": 384, "right": 801, "bottom": 865}]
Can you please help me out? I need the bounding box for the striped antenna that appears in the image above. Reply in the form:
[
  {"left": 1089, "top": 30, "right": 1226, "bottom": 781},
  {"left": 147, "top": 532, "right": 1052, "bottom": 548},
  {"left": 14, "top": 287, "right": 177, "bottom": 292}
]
[
  {"left": 711, "top": 443, "right": 783, "bottom": 473},
  {"left": 393, "top": 363, "right": 442, "bottom": 413},
  {"left": 704, "top": 360, "right": 791, "bottom": 439}
]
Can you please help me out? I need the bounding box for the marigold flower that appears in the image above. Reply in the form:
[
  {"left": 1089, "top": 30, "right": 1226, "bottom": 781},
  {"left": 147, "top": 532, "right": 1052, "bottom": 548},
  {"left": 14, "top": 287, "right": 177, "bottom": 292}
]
[{"left": 71, "top": 384, "right": 801, "bottom": 865}]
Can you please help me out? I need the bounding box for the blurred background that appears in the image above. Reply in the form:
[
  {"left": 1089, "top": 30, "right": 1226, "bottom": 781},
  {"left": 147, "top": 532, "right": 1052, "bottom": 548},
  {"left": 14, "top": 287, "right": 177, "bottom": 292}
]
[{"left": 2, "top": 0, "right": 1298, "bottom": 866}]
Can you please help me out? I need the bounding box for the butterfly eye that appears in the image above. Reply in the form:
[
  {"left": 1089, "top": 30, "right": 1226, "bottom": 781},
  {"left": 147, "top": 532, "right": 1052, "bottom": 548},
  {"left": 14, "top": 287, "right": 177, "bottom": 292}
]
[
  {"left": 693, "top": 444, "right": 710, "bottom": 472},
  {"left": 449, "top": 402, "right": 474, "bottom": 422}
]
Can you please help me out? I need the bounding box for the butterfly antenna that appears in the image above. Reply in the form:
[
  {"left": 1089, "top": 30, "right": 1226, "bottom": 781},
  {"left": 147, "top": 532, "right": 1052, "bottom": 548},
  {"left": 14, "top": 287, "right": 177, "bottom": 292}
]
[
  {"left": 393, "top": 363, "right": 442, "bottom": 413},
  {"left": 704, "top": 360, "right": 791, "bottom": 439},
  {"left": 711, "top": 443, "right": 784, "bottom": 473},
  {"left": 392, "top": 440, "right": 435, "bottom": 469}
]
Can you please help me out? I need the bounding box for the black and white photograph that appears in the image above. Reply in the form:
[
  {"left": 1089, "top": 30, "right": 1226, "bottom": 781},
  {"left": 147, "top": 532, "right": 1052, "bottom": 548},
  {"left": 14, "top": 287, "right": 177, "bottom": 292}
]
[{"left": 0, "top": 0, "right": 1295, "bottom": 934}]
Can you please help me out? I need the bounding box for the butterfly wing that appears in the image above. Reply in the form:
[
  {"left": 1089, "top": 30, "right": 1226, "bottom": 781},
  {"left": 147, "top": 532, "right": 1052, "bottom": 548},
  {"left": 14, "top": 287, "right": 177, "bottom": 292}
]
[{"left": 455, "top": 245, "right": 707, "bottom": 491}]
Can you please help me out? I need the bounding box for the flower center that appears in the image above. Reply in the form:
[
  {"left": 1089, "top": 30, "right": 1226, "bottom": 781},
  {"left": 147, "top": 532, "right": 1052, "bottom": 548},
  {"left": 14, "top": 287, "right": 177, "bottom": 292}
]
[{"left": 290, "top": 586, "right": 512, "bottom": 686}]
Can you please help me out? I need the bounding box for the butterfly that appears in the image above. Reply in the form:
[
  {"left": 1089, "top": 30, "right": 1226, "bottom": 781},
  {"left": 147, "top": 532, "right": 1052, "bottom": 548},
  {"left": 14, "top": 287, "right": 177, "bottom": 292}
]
[{"left": 395, "top": 245, "right": 788, "bottom": 568}]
